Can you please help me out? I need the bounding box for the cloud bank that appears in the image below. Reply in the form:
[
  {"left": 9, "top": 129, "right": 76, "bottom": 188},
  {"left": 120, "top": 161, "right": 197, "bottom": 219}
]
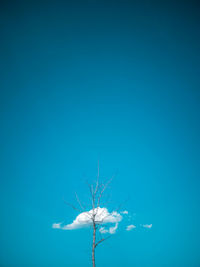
[
  {"left": 53, "top": 208, "right": 152, "bottom": 234},
  {"left": 53, "top": 207, "right": 122, "bottom": 232}
]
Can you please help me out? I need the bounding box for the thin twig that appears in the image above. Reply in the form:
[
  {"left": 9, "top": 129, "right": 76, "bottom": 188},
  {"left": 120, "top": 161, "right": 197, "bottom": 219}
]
[
  {"left": 75, "top": 192, "right": 85, "bottom": 211},
  {"left": 95, "top": 236, "right": 111, "bottom": 248},
  {"left": 62, "top": 197, "right": 82, "bottom": 212},
  {"left": 97, "top": 176, "right": 114, "bottom": 207}
]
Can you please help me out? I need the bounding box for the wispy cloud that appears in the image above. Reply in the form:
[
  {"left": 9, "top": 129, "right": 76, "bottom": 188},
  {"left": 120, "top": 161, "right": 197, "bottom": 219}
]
[
  {"left": 142, "top": 224, "right": 152, "bottom": 229},
  {"left": 52, "top": 223, "right": 61, "bottom": 229},
  {"left": 126, "top": 224, "right": 136, "bottom": 231},
  {"left": 121, "top": 210, "right": 128, "bottom": 214},
  {"left": 53, "top": 207, "right": 122, "bottom": 231},
  {"left": 99, "top": 222, "right": 119, "bottom": 234},
  {"left": 109, "top": 223, "right": 118, "bottom": 234},
  {"left": 99, "top": 227, "right": 108, "bottom": 234}
]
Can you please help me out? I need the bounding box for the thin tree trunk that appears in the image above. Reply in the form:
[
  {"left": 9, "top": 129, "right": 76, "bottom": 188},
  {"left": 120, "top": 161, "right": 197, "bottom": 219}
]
[{"left": 92, "top": 222, "right": 96, "bottom": 267}]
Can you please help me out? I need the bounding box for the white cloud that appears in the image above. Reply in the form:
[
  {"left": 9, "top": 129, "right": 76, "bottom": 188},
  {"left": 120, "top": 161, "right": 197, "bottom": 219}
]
[
  {"left": 121, "top": 210, "right": 128, "bottom": 214},
  {"left": 53, "top": 207, "right": 122, "bottom": 231},
  {"left": 99, "top": 223, "right": 119, "bottom": 234},
  {"left": 52, "top": 223, "right": 61, "bottom": 229},
  {"left": 99, "top": 227, "right": 108, "bottom": 234},
  {"left": 126, "top": 224, "right": 136, "bottom": 231},
  {"left": 142, "top": 224, "right": 152, "bottom": 229},
  {"left": 109, "top": 223, "right": 118, "bottom": 234}
]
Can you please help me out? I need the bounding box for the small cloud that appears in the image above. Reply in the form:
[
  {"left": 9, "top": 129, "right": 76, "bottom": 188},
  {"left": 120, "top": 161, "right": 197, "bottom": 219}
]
[
  {"left": 99, "top": 227, "right": 108, "bottom": 234},
  {"left": 99, "top": 223, "right": 119, "bottom": 234},
  {"left": 121, "top": 210, "right": 128, "bottom": 214},
  {"left": 142, "top": 224, "right": 152, "bottom": 229},
  {"left": 52, "top": 223, "right": 61, "bottom": 229},
  {"left": 109, "top": 223, "right": 118, "bottom": 234},
  {"left": 53, "top": 207, "right": 122, "bottom": 231},
  {"left": 126, "top": 224, "right": 136, "bottom": 231}
]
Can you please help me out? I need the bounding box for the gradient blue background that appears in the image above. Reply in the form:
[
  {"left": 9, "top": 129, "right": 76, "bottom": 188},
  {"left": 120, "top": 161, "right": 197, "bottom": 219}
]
[{"left": 0, "top": 0, "right": 200, "bottom": 266}]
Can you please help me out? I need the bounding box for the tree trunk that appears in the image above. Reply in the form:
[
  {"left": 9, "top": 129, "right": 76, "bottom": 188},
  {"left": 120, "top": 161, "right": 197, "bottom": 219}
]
[{"left": 92, "top": 222, "right": 96, "bottom": 267}]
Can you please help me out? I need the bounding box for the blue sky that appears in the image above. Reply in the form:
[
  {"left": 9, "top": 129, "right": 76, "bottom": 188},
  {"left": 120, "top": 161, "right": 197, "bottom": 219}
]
[{"left": 0, "top": 0, "right": 200, "bottom": 266}]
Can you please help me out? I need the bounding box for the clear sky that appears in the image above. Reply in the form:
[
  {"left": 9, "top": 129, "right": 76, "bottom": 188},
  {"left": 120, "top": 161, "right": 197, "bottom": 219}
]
[{"left": 0, "top": 0, "right": 200, "bottom": 266}]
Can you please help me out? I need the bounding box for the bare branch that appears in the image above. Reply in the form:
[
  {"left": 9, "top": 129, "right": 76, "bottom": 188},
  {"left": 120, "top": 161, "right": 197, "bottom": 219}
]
[
  {"left": 62, "top": 197, "right": 82, "bottom": 212},
  {"left": 114, "top": 197, "right": 130, "bottom": 212},
  {"left": 95, "top": 236, "right": 111, "bottom": 248},
  {"left": 94, "top": 160, "right": 99, "bottom": 195},
  {"left": 85, "top": 180, "right": 93, "bottom": 196},
  {"left": 62, "top": 167, "right": 117, "bottom": 267},
  {"left": 63, "top": 197, "right": 93, "bottom": 222},
  {"left": 97, "top": 160, "right": 99, "bottom": 178},
  {"left": 75, "top": 192, "right": 85, "bottom": 211},
  {"left": 97, "top": 176, "right": 114, "bottom": 208}
]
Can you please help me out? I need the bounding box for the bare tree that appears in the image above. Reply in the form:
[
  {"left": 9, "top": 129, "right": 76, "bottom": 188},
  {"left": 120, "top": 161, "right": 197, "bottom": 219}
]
[{"left": 63, "top": 162, "right": 114, "bottom": 267}]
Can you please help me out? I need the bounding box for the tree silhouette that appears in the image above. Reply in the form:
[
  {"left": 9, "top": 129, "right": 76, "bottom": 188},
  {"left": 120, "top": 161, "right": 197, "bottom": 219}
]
[{"left": 63, "top": 162, "right": 115, "bottom": 267}]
